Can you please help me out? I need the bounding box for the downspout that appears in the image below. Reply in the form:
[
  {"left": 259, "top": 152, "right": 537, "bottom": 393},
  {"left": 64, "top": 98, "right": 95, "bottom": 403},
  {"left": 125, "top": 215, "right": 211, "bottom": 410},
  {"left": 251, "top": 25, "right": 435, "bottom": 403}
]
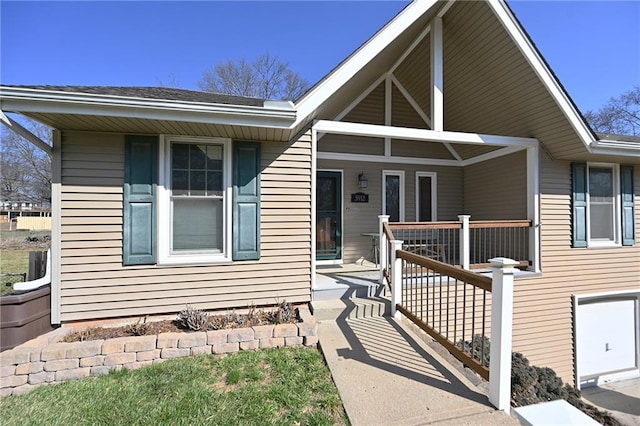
[
  {"left": 50, "top": 130, "right": 62, "bottom": 324},
  {"left": 310, "top": 128, "right": 318, "bottom": 297}
]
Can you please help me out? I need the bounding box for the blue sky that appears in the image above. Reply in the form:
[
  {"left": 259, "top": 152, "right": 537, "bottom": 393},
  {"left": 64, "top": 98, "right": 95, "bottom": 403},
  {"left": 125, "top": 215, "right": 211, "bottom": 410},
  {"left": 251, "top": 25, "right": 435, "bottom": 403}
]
[{"left": 1, "top": 1, "right": 639, "bottom": 113}]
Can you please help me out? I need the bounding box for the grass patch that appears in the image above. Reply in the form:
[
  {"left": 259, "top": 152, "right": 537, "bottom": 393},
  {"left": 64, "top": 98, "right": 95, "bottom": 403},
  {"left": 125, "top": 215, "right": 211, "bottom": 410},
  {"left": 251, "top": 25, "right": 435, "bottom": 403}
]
[
  {"left": 0, "top": 249, "right": 30, "bottom": 295},
  {"left": 0, "top": 230, "right": 50, "bottom": 295},
  {"left": 0, "top": 347, "right": 347, "bottom": 426}
]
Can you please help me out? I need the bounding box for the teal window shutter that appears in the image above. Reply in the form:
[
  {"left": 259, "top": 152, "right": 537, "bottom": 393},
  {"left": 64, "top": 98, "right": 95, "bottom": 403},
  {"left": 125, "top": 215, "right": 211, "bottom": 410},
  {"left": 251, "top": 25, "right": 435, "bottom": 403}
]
[
  {"left": 620, "top": 165, "right": 635, "bottom": 246},
  {"left": 123, "top": 136, "right": 158, "bottom": 265},
  {"left": 233, "top": 141, "right": 261, "bottom": 260},
  {"left": 571, "top": 163, "right": 587, "bottom": 248}
]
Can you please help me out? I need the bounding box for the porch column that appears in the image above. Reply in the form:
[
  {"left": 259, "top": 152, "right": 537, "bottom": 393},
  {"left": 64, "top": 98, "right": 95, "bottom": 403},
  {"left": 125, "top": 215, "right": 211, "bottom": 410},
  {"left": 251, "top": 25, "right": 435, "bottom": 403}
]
[
  {"left": 378, "top": 215, "right": 390, "bottom": 285},
  {"left": 488, "top": 257, "right": 518, "bottom": 413},
  {"left": 390, "top": 240, "right": 403, "bottom": 319},
  {"left": 526, "top": 145, "right": 540, "bottom": 272},
  {"left": 458, "top": 215, "right": 470, "bottom": 269},
  {"left": 430, "top": 16, "right": 444, "bottom": 132}
]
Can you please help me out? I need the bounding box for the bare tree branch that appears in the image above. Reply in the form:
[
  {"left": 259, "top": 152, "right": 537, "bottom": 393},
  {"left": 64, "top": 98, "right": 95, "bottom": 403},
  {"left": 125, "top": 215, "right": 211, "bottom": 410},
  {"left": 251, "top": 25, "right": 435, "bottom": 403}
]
[
  {"left": 585, "top": 86, "right": 640, "bottom": 136},
  {"left": 0, "top": 117, "right": 52, "bottom": 204},
  {"left": 197, "top": 52, "right": 309, "bottom": 100}
]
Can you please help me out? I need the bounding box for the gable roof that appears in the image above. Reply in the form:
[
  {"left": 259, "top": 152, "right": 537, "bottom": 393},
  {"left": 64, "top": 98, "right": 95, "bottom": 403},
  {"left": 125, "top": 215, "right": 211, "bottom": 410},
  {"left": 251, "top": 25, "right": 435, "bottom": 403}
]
[{"left": 1, "top": 0, "right": 638, "bottom": 158}]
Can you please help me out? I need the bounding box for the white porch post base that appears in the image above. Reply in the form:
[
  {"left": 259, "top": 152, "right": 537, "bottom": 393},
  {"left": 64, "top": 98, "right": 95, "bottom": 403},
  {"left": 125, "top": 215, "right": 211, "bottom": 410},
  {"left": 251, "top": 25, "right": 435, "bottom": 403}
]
[{"left": 489, "top": 257, "right": 517, "bottom": 413}]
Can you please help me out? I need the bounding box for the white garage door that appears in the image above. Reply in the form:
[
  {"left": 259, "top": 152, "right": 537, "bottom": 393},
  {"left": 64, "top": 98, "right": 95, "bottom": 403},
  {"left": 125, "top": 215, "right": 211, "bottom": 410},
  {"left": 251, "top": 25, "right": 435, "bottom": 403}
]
[{"left": 576, "top": 298, "right": 638, "bottom": 387}]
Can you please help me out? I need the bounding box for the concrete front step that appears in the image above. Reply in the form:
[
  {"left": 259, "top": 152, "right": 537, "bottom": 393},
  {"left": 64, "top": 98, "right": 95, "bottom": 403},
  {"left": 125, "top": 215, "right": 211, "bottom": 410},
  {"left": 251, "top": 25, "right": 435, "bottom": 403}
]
[
  {"left": 313, "top": 268, "right": 385, "bottom": 301},
  {"left": 310, "top": 297, "right": 391, "bottom": 322}
]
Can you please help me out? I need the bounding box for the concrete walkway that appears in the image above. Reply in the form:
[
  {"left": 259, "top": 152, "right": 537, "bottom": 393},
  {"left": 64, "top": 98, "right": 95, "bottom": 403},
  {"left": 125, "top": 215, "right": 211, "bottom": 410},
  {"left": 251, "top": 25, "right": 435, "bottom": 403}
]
[{"left": 313, "top": 299, "right": 518, "bottom": 426}]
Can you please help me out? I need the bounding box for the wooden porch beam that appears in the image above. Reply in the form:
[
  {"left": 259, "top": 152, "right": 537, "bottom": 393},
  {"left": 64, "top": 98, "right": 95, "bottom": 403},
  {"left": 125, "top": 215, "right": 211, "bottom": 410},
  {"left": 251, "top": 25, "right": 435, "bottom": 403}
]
[
  {"left": 313, "top": 120, "right": 539, "bottom": 147},
  {"left": 0, "top": 110, "right": 52, "bottom": 156}
]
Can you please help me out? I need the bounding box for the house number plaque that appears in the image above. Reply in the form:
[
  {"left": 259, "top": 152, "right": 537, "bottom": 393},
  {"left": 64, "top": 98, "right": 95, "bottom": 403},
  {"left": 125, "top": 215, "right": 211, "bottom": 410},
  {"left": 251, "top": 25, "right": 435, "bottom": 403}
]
[{"left": 351, "top": 192, "right": 369, "bottom": 203}]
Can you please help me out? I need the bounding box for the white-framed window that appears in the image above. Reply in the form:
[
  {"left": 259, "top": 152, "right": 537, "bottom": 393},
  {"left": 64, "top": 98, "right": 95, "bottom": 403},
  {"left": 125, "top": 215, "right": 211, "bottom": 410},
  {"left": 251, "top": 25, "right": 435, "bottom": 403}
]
[
  {"left": 587, "top": 163, "right": 620, "bottom": 247},
  {"left": 383, "top": 170, "right": 404, "bottom": 222},
  {"left": 415, "top": 172, "right": 437, "bottom": 221},
  {"left": 158, "top": 135, "right": 232, "bottom": 264}
]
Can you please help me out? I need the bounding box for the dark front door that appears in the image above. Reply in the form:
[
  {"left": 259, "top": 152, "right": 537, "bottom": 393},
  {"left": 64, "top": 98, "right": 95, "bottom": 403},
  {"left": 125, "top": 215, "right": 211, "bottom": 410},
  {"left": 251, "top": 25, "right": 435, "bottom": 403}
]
[{"left": 316, "top": 171, "right": 342, "bottom": 260}]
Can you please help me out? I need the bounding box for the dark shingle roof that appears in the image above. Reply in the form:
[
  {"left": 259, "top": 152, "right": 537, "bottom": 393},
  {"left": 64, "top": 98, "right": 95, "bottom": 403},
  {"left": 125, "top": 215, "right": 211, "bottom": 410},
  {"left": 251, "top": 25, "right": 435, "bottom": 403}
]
[
  {"left": 6, "top": 85, "right": 265, "bottom": 107},
  {"left": 596, "top": 132, "right": 640, "bottom": 144}
]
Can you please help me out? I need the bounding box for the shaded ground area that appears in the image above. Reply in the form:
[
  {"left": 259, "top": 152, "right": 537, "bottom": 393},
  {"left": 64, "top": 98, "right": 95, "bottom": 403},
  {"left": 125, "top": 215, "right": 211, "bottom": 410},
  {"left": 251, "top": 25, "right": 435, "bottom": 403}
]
[{"left": 582, "top": 378, "right": 640, "bottom": 426}]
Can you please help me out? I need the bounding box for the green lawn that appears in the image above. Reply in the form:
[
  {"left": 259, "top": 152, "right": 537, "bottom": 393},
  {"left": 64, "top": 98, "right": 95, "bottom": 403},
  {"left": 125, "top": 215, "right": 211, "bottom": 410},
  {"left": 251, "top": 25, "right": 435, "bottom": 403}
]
[
  {"left": 0, "top": 230, "right": 50, "bottom": 295},
  {"left": 0, "top": 249, "right": 30, "bottom": 295},
  {"left": 0, "top": 347, "right": 348, "bottom": 426}
]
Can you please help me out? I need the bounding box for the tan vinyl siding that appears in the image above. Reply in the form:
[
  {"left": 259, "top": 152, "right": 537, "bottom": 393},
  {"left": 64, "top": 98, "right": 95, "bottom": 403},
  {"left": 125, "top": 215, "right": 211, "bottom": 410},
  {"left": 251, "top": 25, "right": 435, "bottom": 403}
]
[
  {"left": 443, "top": 1, "right": 590, "bottom": 160},
  {"left": 390, "top": 85, "right": 428, "bottom": 129},
  {"left": 318, "top": 159, "right": 463, "bottom": 264},
  {"left": 463, "top": 151, "right": 527, "bottom": 220},
  {"left": 393, "top": 33, "right": 430, "bottom": 121},
  {"left": 59, "top": 131, "right": 312, "bottom": 322},
  {"left": 512, "top": 153, "right": 640, "bottom": 384},
  {"left": 319, "top": 134, "right": 384, "bottom": 156},
  {"left": 391, "top": 139, "right": 455, "bottom": 159},
  {"left": 344, "top": 83, "right": 385, "bottom": 125}
]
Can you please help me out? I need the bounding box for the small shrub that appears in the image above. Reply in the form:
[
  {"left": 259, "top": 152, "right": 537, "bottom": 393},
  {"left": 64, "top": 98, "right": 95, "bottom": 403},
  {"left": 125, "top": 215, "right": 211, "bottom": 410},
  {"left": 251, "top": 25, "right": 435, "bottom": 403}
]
[
  {"left": 453, "top": 336, "right": 621, "bottom": 425},
  {"left": 177, "top": 305, "right": 209, "bottom": 331},
  {"left": 62, "top": 328, "right": 95, "bottom": 343},
  {"left": 127, "top": 316, "right": 150, "bottom": 336},
  {"left": 275, "top": 299, "right": 294, "bottom": 324},
  {"left": 244, "top": 303, "right": 260, "bottom": 327},
  {"left": 458, "top": 334, "right": 491, "bottom": 367}
]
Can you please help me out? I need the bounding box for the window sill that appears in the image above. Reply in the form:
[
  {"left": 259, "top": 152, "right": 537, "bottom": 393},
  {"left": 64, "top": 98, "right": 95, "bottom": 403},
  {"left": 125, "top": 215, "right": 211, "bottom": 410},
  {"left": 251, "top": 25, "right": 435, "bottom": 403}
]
[
  {"left": 158, "top": 253, "right": 232, "bottom": 266},
  {"left": 586, "top": 242, "right": 622, "bottom": 249}
]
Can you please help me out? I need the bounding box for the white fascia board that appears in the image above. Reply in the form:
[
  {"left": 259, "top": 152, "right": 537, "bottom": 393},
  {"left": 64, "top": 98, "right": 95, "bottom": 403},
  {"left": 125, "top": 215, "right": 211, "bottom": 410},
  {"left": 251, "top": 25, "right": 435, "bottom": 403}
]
[
  {"left": 314, "top": 120, "right": 539, "bottom": 147},
  {"left": 294, "top": 0, "right": 439, "bottom": 127},
  {"left": 0, "top": 87, "right": 296, "bottom": 129},
  {"left": 487, "top": 0, "right": 596, "bottom": 150},
  {"left": 590, "top": 141, "right": 640, "bottom": 157}
]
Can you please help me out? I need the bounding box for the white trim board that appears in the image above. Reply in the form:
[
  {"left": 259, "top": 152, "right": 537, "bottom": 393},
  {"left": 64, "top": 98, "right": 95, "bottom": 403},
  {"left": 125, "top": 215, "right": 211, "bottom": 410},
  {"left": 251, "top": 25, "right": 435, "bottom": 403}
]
[
  {"left": 314, "top": 120, "right": 539, "bottom": 148},
  {"left": 318, "top": 145, "right": 527, "bottom": 168}
]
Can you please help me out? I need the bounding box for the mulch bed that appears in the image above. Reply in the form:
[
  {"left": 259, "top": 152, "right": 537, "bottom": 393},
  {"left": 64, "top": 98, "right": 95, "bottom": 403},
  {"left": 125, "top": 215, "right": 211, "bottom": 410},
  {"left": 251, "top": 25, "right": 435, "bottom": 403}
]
[{"left": 62, "top": 308, "right": 299, "bottom": 343}]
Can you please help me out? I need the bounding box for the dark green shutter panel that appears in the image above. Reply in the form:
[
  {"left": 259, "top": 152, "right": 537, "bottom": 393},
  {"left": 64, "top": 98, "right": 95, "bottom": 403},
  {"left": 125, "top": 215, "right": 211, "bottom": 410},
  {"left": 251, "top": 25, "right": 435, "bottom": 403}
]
[
  {"left": 123, "top": 136, "right": 158, "bottom": 265},
  {"left": 571, "top": 163, "right": 587, "bottom": 248},
  {"left": 233, "top": 141, "right": 261, "bottom": 260},
  {"left": 620, "top": 165, "right": 635, "bottom": 246}
]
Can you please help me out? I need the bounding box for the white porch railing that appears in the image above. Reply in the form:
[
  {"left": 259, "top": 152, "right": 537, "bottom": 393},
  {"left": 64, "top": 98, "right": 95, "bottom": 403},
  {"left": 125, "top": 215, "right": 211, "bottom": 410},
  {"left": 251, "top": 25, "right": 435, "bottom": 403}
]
[{"left": 380, "top": 215, "right": 516, "bottom": 413}]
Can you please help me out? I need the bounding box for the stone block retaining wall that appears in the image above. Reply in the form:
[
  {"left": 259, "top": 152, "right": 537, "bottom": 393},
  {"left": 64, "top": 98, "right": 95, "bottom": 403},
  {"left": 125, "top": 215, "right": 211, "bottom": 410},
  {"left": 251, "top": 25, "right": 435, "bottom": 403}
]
[{"left": 0, "top": 307, "right": 318, "bottom": 397}]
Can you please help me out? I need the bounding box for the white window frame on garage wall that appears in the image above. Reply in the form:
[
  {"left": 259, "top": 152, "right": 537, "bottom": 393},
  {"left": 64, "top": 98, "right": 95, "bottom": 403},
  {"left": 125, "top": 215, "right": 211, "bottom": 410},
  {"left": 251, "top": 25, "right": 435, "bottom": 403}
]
[
  {"left": 382, "top": 170, "right": 405, "bottom": 222},
  {"left": 157, "top": 135, "right": 233, "bottom": 265},
  {"left": 415, "top": 171, "right": 437, "bottom": 222}
]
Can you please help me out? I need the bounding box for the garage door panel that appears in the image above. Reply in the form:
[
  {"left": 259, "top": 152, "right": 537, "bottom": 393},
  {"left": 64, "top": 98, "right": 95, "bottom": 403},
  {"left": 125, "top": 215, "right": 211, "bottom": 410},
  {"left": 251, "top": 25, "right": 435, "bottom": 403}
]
[{"left": 577, "top": 299, "right": 637, "bottom": 379}]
